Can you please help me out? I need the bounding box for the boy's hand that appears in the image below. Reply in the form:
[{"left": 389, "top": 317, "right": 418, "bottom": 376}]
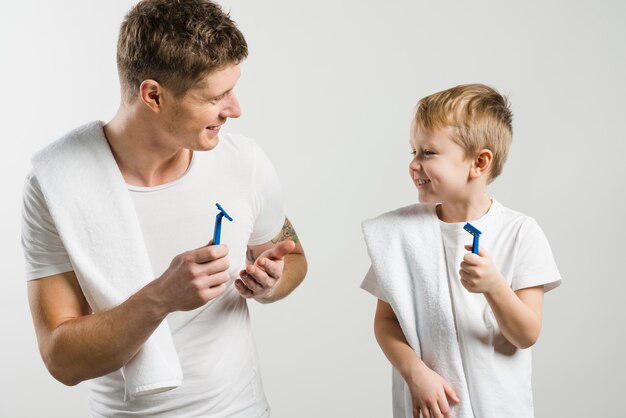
[
  {"left": 459, "top": 245, "right": 506, "bottom": 295},
  {"left": 235, "top": 240, "right": 296, "bottom": 302},
  {"left": 408, "top": 363, "right": 460, "bottom": 418}
]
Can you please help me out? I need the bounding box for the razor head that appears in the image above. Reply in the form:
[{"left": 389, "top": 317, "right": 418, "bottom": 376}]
[
  {"left": 463, "top": 222, "right": 481, "bottom": 236},
  {"left": 216, "top": 203, "right": 233, "bottom": 221}
]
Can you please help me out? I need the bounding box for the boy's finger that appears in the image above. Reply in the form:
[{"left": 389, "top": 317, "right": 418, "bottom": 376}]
[
  {"left": 438, "top": 396, "right": 452, "bottom": 418},
  {"left": 443, "top": 381, "right": 460, "bottom": 403},
  {"left": 464, "top": 244, "right": 489, "bottom": 257},
  {"left": 462, "top": 253, "right": 480, "bottom": 264}
]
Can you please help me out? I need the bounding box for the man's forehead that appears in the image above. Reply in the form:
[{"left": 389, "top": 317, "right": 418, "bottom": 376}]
[{"left": 194, "top": 64, "right": 241, "bottom": 93}]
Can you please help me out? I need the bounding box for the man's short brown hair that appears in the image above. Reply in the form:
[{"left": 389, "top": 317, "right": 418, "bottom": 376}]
[
  {"left": 413, "top": 84, "right": 513, "bottom": 182},
  {"left": 117, "top": 0, "right": 248, "bottom": 102}
]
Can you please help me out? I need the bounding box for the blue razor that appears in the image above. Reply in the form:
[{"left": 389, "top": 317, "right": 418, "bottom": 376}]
[
  {"left": 463, "top": 222, "right": 482, "bottom": 254},
  {"left": 212, "top": 203, "right": 233, "bottom": 245}
]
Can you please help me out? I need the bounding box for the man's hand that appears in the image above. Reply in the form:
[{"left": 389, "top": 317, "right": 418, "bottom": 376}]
[
  {"left": 235, "top": 240, "right": 296, "bottom": 302},
  {"left": 408, "top": 363, "right": 460, "bottom": 418},
  {"left": 156, "top": 244, "right": 231, "bottom": 313},
  {"left": 459, "top": 245, "right": 507, "bottom": 295}
]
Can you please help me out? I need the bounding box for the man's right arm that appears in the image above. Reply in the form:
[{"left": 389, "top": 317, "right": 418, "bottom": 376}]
[{"left": 27, "top": 244, "right": 230, "bottom": 386}]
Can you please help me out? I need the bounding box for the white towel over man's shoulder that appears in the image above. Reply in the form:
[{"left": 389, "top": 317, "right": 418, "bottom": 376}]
[
  {"left": 30, "top": 121, "right": 182, "bottom": 399},
  {"left": 361, "top": 203, "right": 474, "bottom": 418}
]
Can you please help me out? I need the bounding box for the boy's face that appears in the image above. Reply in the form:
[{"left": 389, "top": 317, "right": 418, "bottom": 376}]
[{"left": 409, "top": 125, "right": 474, "bottom": 204}]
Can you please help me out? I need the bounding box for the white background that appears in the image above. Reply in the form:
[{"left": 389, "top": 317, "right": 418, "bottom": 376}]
[{"left": 1, "top": 1, "right": 625, "bottom": 417}]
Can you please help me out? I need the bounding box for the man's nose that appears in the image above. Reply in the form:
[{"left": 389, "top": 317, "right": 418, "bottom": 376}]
[{"left": 221, "top": 93, "right": 241, "bottom": 119}]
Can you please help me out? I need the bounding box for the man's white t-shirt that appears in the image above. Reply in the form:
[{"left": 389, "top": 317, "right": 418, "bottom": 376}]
[
  {"left": 22, "top": 132, "right": 285, "bottom": 418},
  {"left": 362, "top": 199, "right": 561, "bottom": 418}
]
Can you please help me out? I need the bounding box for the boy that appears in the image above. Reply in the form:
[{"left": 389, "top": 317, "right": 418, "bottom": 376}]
[{"left": 361, "top": 84, "right": 561, "bottom": 418}]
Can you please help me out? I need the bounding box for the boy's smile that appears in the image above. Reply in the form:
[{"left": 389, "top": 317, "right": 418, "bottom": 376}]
[{"left": 409, "top": 126, "right": 474, "bottom": 204}]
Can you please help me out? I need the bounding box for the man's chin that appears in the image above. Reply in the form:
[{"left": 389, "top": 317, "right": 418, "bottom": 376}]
[{"left": 195, "top": 136, "right": 220, "bottom": 151}]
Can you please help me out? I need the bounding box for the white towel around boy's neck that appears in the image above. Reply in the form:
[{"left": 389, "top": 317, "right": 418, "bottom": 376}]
[
  {"left": 32, "top": 121, "right": 182, "bottom": 400},
  {"left": 362, "top": 204, "right": 474, "bottom": 418}
]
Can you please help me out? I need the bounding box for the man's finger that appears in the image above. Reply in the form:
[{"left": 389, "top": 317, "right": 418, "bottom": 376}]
[
  {"left": 234, "top": 279, "right": 253, "bottom": 298},
  {"left": 199, "top": 257, "right": 230, "bottom": 276},
  {"left": 192, "top": 244, "right": 228, "bottom": 263},
  {"left": 265, "top": 240, "right": 296, "bottom": 261},
  {"left": 239, "top": 270, "right": 264, "bottom": 293},
  {"left": 256, "top": 257, "right": 281, "bottom": 279},
  {"left": 245, "top": 264, "right": 276, "bottom": 288}
]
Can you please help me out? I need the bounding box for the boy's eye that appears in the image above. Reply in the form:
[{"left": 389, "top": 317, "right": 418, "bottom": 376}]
[
  {"left": 423, "top": 149, "right": 435, "bottom": 156},
  {"left": 410, "top": 149, "right": 417, "bottom": 156}
]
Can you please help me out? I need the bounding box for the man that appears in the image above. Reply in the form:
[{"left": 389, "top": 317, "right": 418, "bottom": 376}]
[{"left": 21, "top": 1, "right": 307, "bottom": 416}]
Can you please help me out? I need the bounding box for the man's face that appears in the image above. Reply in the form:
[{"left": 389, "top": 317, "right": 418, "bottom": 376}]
[{"left": 161, "top": 63, "right": 242, "bottom": 151}]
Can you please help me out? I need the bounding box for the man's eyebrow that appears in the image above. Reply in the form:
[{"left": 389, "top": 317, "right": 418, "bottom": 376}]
[{"left": 206, "top": 87, "right": 233, "bottom": 99}]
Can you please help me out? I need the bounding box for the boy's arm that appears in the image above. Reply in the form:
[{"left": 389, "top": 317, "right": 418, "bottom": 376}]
[
  {"left": 485, "top": 285, "right": 544, "bottom": 349},
  {"left": 459, "top": 245, "right": 544, "bottom": 349},
  {"left": 374, "top": 299, "right": 459, "bottom": 417}
]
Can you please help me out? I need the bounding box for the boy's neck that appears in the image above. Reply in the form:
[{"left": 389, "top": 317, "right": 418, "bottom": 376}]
[{"left": 437, "top": 193, "right": 493, "bottom": 223}]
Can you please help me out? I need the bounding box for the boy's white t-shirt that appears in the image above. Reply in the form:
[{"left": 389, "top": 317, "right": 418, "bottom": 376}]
[
  {"left": 362, "top": 199, "right": 561, "bottom": 418},
  {"left": 21, "top": 132, "right": 285, "bottom": 418}
]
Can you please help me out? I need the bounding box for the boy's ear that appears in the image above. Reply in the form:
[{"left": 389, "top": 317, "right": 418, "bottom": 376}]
[{"left": 470, "top": 149, "right": 493, "bottom": 180}]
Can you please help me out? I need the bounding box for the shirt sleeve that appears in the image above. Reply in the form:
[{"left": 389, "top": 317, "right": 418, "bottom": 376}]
[
  {"left": 511, "top": 217, "right": 562, "bottom": 292},
  {"left": 360, "top": 265, "right": 388, "bottom": 302},
  {"left": 21, "top": 172, "right": 74, "bottom": 280},
  {"left": 247, "top": 143, "right": 286, "bottom": 246}
]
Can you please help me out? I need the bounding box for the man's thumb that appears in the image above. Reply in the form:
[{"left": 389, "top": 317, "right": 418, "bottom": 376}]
[{"left": 268, "top": 240, "right": 296, "bottom": 260}]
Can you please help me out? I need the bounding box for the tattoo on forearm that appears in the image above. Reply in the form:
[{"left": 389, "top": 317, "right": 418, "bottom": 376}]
[
  {"left": 246, "top": 248, "right": 255, "bottom": 263},
  {"left": 271, "top": 217, "right": 299, "bottom": 244}
]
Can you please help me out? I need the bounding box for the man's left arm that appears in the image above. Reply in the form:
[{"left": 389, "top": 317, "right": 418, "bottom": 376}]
[{"left": 235, "top": 217, "right": 307, "bottom": 303}]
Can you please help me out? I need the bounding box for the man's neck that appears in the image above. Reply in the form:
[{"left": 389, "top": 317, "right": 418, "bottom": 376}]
[{"left": 103, "top": 106, "right": 192, "bottom": 187}]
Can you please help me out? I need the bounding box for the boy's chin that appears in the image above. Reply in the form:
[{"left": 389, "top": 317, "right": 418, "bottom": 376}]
[{"left": 417, "top": 193, "right": 436, "bottom": 204}]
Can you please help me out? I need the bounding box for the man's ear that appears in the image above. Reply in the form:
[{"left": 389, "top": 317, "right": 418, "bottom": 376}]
[
  {"left": 470, "top": 148, "right": 493, "bottom": 180},
  {"left": 139, "top": 79, "right": 163, "bottom": 112}
]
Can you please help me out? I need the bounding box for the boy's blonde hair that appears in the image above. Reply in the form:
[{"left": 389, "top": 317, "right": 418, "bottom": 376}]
[{"left": 414, "top": 84, "right": 513, "bottom": 182}]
